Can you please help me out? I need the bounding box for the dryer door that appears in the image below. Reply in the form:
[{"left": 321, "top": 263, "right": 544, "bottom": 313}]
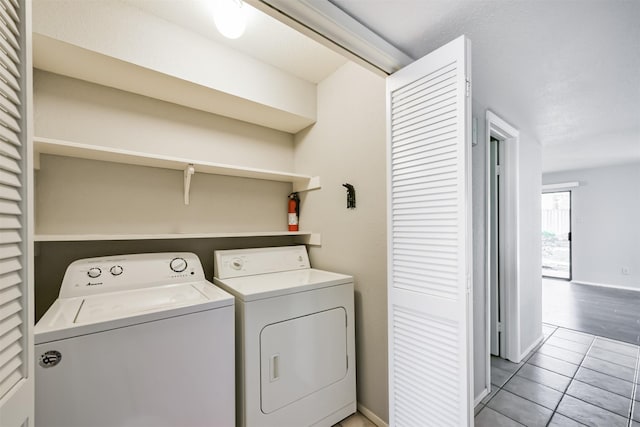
[{"left": 260, "top": 307, "right": 347, "bottom": 413}]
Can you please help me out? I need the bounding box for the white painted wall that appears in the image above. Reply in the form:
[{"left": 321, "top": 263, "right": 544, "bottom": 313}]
[
  {"left": 293, "top": 62, "right": 388, "bottom": 423},
  {"left": 34, "top": 70, "right": 294, "bottom": 172},
  {"left": 35, "top": 155, "right": 291, "bottom": 236},
  {"left": 471, "top": 101, "right": 542, "bottom": 399},
  {"left": 543, "top": 162, "right": 640, "bottom": 289},
  {"left": 518, "top": 133, "right": 543, "bottom": 355},
  {"left": 34, "top": 71, "right": 295, "bottom": 235}
]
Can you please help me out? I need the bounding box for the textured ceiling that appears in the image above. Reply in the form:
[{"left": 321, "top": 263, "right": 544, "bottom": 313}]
[{"left": 331, "top": 0, "right": 640, "bottom": 172}]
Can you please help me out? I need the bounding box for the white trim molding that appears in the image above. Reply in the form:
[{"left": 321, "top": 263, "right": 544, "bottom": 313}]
[
  {"left": 571, "top": 280, "right": 640, "bottom": 293},
  {"left": 474, "top": 388, "right": 489, "bottom": 407},
  {"left": 250, "top": 0, "right": 413, "bottom": 75},
  {"left": 519, "top": 335, "right": 544, "bottom": 362},
  {"left": 357, "top": 403, "right": 388, "bottom": 427},
  {"left": 543, "top": 182, "right": 580, "bottom": 191}
]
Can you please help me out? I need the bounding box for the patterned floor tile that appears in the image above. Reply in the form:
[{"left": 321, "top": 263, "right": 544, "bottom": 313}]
[
  {"left": 588, "top": 346, "right": 638, "bottom": 369},
  {"left": 546, "top": 336, "right": 591, "bottom": 354},
  {"left": 475, "top": 407, "right": 525, "bottom": 427},
  {"left": 503, "top": 375, "right": 563, "bottom": 409},
  {"left": 516, "top": 363, "right": 572, "bottom": 392},
  {"left": 538, "top": 344, "right": 585, "bottom": 364},
  {"left": 592, "top": 338, "right": 639, "bottom": 358},
  {"left": 556, "top": 394, "right": 627, "bottom": 427},
  {"left": 553, "top": 329, "right": 595, "bottom": 345},
  {"left": 566, "top": 379, "right": 631, "bottom": 417},
  {"left": 582, "top": 356, "right": 635, "bottom": 381},
  {"left": 487, "top": 390, "right": 553, "bottom": 427},
  {"left": 528, "top": 353, "right": 579, "bottom": 377},
  {"left": 548, "top": 413, "right": 587, "bottom": 426}
]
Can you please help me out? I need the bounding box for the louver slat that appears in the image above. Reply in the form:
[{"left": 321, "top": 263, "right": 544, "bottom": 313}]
[
  {"left": 0, "top": 1, "right": 19, "bottom": 37},
  {"left": 0, "top": 93, "right": 21, "bottom": 119},
  {"left": 0, "top": 62, "right": 20, "bottom": 92},
  {"left": 0, "top": 17, "right": 19, "bottom": 50},
  {"left": 0, "top": 214, "right": 20, "bottom": 230},
  {"left": 0, "top": 140, "right": 20, "bottom": 159},
  {"left": 0, "top": 78, "right": 21, "bottom": 106},
  {"left": 0, "top": 270, "right": 20, "bottom": 291},
  {"left": 0, "top": 30, "right": 19, "bottom": 64},
  {"left": 0, "top": 0, "right": 20, "bottom": 23},
  {"left": 0, "top": 0, "right": 25, "bottom": 405},
  {"left": 0, "top": 184, "right": 20, "bottom": 201},
  {"left": 0, "top": 49, "right": 20, "bottom": 78}
]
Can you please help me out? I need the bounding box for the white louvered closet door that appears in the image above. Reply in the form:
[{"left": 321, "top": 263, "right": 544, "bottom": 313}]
[
  {"left": 387, "top": 36, "right": 472, "bottom": 427},
  {"left": 0, "top": 0, "right": 33, "bottom": 425}
]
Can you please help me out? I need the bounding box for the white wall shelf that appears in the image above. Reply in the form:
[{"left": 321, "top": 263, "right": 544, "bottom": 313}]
[
  {"left": 34, "top": 231, "right": 322, "bottom": 245},
  {"left": 34, "top": 137, "right": 321, "bottom": 202}
]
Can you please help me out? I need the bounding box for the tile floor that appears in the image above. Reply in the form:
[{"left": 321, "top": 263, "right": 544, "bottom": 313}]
[
  {"left": 333, "top": 412, "right": 377, "bottom": 427},
  {"left": 475, "top": 324, "right": 640, "bottom": 426}
]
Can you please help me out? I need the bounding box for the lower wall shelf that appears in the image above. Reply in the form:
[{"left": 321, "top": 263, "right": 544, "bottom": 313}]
[{"left": 33, "top": 231, "right": 322, "bottom": 245}]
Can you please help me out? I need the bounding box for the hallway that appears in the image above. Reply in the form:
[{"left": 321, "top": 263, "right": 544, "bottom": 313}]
[
  {"left": 475, "top": 325, "right": 639, "bottom": 426},
  {"left": 543, "top": 278, "right": 640, "bottom": 345}
]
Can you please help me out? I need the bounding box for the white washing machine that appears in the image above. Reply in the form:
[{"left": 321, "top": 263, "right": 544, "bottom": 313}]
[
  {"left": 213, "top": 245, "right": 356, "bottom": 427},
  {"left": 35, "top": 252, "right": 235, "bottom": 427}
]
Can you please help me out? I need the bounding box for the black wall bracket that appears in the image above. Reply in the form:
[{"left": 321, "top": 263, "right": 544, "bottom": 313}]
[{"left": 342, "top": 183, "right": 356, "bottom": 209}]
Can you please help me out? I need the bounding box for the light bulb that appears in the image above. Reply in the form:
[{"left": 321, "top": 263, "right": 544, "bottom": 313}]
[{"left": 213, "top": 0, "right": 247, "bottom": 39}]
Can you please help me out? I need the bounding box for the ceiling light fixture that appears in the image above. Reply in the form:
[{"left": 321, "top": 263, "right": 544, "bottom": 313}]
[{"left": 213, "top": 0, "right": 247, "bottom": 39}]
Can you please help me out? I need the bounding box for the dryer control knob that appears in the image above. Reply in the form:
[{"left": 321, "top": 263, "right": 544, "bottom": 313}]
[
  {"left": 110, "top": 265, "right": 124, "bottom": 276},
  {"left": 231, "top": 258, "right": 243, "bottom": 270},
  {"left": 87, "top": 267, "right": 102, "bottom": 278},
  {"left": 170, "top": 257, "right": 188, "bottom": 273}
]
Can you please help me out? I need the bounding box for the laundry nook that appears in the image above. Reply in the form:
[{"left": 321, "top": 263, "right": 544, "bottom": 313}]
[
  {"left": 26, "top": 0, "right": 386, "bottom": 426},
  {"left": 5, "top": 0, "right": 631, "bottom": 425}
]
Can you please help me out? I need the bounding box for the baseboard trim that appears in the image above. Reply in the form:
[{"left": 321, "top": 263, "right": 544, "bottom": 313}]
[
  {"left": 571, "top": 280, "right": 640, "bottom": 293},
  {"left": 474, "top": 388, "right": 489, "bottom": 406},
  {"left": 519, "top": 335, "right": 544, "bottom": 361},
  {"left": 357, "top": 403, "right": 388, "bottom": 427}
]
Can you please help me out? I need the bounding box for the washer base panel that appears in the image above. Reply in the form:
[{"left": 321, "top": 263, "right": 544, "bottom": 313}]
[{"left": 35, "top": 307, "right": 235, "bottom": 427}]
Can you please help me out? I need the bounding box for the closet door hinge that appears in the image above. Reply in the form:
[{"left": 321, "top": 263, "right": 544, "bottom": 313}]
[
  {"left": 466, "top": 79, "right": 471, "bottom": 97},
  {"left": 497, "top": 322, "right": 503, "bottom": 333},
  {"left": 495, "top": 165, "right": 502, "bottom": 176}
]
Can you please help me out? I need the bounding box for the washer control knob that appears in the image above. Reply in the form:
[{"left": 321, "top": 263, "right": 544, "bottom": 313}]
[
  {"left": 231, "top": 258, "right": 243, "bottom": 270},
  {"left": 87, "top": 267, "right": 102, "bottom": 278},
  {"left": 110, "top": 265, "right": 124, "bottom": 276},
  {"left": 170, "top": 257, "right": 188, "bottom": 273}
]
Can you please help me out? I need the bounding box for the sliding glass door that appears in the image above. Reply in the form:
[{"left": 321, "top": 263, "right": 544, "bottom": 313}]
[{"left": 541, "top": 191, "right": 572, "bottom": 279}]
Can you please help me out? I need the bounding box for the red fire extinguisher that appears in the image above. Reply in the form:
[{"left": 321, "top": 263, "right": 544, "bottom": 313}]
[{"left": 288, "top": 192, "right": 300, "bottom": 231}]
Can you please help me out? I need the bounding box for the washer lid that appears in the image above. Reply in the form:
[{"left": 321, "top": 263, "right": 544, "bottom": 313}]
[
  {"left": 35, "top": 281, "right": 233, "bottom": 344},
  {"left": 213, "top": 268, "right": 352, "bottom": 302}
]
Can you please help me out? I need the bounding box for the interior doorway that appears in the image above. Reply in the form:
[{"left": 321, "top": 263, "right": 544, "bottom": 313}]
[
  {"left": 484, "top": 110, "right": 521, "bottom": 399},
  {"left": 541, "top": 191, "right": 572, "bottom": 280},
  {"left": 489, "top": 136, "right": 505, "bottom": 357}
]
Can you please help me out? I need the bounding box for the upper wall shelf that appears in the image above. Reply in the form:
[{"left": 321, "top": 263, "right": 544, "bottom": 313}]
[
  {"left": 34, "top": 231, "right": 322, "bottom": 246},
  {"left": 34, "top": 137, "right": 321, "bottom": 201}
]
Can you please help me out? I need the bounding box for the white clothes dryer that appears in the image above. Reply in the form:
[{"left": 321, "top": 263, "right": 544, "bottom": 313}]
[
  {"left": 35, "top": 252, "right": 235, "bottom": 427},
  {"left": 213, "top": 246, "right": 356, "bottom": 427}
]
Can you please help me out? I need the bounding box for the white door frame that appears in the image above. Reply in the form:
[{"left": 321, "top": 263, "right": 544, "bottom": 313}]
[{"left": 484, "top": 110, "right": 521, "bottom": 389}]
